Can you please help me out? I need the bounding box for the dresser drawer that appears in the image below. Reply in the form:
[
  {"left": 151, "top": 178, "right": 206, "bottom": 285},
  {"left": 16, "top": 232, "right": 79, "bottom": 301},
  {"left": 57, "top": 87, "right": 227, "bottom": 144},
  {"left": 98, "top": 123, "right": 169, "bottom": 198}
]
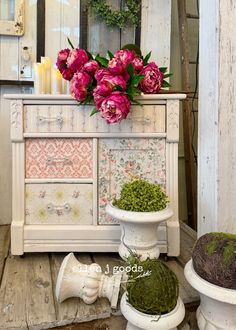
[
  {"left": 25, "top": 138, "right": 93, "bottom": 178},
  {"left": 24, "top": 105, "right": 166, "bottom": 134},
  {"left": 25, "top": 183, "right": 93, "bottom": 224}
]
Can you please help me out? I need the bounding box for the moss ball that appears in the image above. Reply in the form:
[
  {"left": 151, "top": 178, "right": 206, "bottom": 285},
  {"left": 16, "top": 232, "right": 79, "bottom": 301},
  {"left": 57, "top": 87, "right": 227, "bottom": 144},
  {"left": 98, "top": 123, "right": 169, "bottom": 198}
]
[
  {"left": 192, "top": 232, "right": 236, "bottom": 289},
  {"left": 113, "top": 179, "right": 168, "bottom": 212},
  {"left": 127, "top": 258, "right": 179, "bottom": 315}
]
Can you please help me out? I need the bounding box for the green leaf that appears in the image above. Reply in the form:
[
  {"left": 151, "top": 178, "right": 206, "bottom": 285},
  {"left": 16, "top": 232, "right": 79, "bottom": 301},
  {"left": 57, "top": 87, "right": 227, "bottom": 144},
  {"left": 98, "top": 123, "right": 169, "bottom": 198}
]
[
  {"left": 107, "top": 50, "right": 114, "bottom": 60},
  {"left": 90, "top": 107, "right": 99, "bottom": 117},
  {"left": 121, "top": 43, "right": 142, "bottom": 56},
  {"left": 127, "top": 63, "right": 134, "bottom": 78},
  {"left": 131, "top": 99, "right": 143, "bottom": 106},
  {"left": 132, "top": 74, "right": 145, "bottom": 85},
  {"left": 86, "top": 50, "right": 94, "bottom": 60},
  {"left": 95, "top": 55, "right": 109, "bottom": 68},
  {"left": 67, "top": 37, "right": 74, "bottom": 49},
  {"left": 143, "top": 51, "right": 152, "bottom": 65},
  {"left": 163, "top": 73, "right": 173, "bottom": 78},
  {"left": 162, "top": 80, "right": 172, "bottom": 88},
  {"left": 159, "top": 67, "right": 168, "bottom": 73}
]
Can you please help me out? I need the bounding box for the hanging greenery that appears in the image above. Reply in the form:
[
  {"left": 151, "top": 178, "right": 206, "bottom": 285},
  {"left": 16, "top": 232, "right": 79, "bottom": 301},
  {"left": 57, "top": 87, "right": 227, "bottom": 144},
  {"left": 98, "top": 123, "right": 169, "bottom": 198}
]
[{"left": 89, "top": 0, "right": 141, "bottom": 29}]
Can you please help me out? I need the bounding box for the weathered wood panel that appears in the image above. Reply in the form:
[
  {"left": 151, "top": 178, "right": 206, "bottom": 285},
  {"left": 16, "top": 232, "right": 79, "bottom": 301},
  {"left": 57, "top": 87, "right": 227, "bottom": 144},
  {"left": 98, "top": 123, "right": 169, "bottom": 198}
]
[
  {"left": 45, "top": 0, "right": 80, "bottom": 65},
  {"left": 199, "top": 0, "right": 236, "bottom": 235},
  {"left": 141, "top": 0, "right": 171, "bottom": 67}
]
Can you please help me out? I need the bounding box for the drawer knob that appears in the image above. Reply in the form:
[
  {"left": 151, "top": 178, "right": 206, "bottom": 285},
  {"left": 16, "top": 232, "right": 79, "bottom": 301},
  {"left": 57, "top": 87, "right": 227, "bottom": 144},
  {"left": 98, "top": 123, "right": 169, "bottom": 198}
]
[
  {"left": 47, "top": 202, "right": 71, "bottom": 214},
  {"left": 37, "top": 115, "right": 64, "bottom": 129}
]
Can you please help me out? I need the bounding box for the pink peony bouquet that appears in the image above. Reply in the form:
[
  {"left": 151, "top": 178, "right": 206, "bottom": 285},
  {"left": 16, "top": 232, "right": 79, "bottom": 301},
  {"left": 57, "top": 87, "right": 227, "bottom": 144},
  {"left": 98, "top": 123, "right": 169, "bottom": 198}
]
[{"left": 56, "top": 40, "right": 171, "bottom": 124}]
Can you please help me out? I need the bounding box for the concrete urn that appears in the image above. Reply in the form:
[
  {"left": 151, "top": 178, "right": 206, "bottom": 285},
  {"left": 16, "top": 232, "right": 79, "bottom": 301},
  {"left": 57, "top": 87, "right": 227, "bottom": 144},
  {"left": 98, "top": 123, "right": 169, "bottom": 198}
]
[
  {"left": 56, "top": 253, "right": 122, "bottom": 308},
  {"left": 106, "top": 203, "right": 173, "bottom": 260},
  {"left": 184, "top": 260, "right": 236, "bottom": 330},
  {"left": 120, "top": 292, "right": 185, "bottom": 330}
]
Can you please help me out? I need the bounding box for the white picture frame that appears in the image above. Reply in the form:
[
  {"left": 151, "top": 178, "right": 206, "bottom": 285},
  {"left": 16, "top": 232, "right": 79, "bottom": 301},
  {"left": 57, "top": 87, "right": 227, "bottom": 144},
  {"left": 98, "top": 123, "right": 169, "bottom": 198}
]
[{"left": 0, "top": 0, "right": 24, "bottom": 36}]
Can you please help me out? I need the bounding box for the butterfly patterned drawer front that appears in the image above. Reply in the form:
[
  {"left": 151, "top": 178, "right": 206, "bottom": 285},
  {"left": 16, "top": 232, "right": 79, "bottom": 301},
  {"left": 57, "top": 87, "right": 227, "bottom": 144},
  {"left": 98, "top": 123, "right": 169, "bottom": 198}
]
[
  {"left": 24, "top": 104, "right": 166, "bottom": 133},
  {"left": 98, "top": 138, "right": 166, "bottom": 224},
  {"left": 25, "top": 183, "right": 93, "bottom": 224},
  {"left": 25, "top": 138, "right": 93, "bottom": 178}
]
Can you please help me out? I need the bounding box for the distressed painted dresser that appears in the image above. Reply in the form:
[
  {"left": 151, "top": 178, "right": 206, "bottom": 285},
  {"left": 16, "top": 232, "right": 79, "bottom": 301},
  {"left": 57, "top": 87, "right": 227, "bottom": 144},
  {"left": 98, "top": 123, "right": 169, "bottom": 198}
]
[{"left": 5, "top": 94, "right": 185, "bottom": 255}]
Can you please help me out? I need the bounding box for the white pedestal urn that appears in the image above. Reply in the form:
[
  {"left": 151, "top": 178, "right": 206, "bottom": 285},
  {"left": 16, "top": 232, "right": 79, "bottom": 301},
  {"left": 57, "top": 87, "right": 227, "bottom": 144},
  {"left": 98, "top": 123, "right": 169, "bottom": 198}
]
[
  {"left": 120, "top": 292, "right": 185, "bottom": 330},
  {"left": 56, "top": 253, "right": 122, "bottom": 308},
  {"left": 106, "top": 203, "right": 173, "bottom": 260},
  {"left": 184, "top": 260, "right": 236, "bottom": 330}
]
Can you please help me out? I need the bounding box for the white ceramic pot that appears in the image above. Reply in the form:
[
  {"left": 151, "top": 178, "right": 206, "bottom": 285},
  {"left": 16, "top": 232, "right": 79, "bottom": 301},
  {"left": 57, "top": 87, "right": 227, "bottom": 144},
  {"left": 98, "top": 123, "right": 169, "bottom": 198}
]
[
  {"left": 120, "top": 292, "right": 185, "bottom": 330},
  {"left": 184, "top": 260, "right": 236, "bottom": 330},
  {"left": 56, "top": 253, "right": 122, "bottom": 308},
  {"left": 106, "top": 203, "right": 173, "bottom": 260}
]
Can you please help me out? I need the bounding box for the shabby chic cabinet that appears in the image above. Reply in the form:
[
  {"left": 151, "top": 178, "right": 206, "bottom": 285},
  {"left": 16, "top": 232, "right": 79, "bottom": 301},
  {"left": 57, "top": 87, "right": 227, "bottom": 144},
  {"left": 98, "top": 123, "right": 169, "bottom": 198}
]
[{"left": 5, "top": 94, "right": 185, "bottom": 255}]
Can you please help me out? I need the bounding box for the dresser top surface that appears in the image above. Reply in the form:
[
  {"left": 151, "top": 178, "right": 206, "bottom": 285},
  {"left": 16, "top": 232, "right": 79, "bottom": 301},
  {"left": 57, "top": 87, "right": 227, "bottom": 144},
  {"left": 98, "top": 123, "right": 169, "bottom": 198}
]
[{"left": 4, "top": 93, "right": 186, "bottom": 101}]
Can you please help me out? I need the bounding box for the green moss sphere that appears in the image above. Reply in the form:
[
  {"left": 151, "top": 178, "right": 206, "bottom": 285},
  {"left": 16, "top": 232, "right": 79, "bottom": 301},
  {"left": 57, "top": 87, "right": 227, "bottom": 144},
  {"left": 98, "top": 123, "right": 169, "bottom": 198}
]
[
  {"left": 113, "top": 179, "right": 168, "bottom": 212},
  {"left": 127, "top": 258, "right": 179, "bottom": 315},
  {"left": 192, "top": 232, "right": 236, "bottom": 289}
]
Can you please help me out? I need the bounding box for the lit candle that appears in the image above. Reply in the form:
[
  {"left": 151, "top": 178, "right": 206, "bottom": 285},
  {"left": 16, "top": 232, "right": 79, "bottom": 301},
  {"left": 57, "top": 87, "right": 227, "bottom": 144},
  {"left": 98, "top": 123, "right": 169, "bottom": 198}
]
[
  {"left": 34, "top": 63, "right": 45, "bottom": 94},
  {"left": 41, "top": 57, "right": 52, "bottom": 94},
  {"left": 51, "top": 68, "right": 62, "bottom": 94}
]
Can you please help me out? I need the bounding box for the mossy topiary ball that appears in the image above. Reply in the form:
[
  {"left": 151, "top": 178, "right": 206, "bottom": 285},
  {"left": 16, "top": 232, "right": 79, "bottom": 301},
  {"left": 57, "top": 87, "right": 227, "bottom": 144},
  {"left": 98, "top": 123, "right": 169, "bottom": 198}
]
[
  {"left": 113, "top": 179, "right": 168, "bottom": 212},
  {"left": 127, "top": 258, "right": 179, "bottom": 315},
  {"left": 192, "top": 232, "right": 236, "bottom": 289}
]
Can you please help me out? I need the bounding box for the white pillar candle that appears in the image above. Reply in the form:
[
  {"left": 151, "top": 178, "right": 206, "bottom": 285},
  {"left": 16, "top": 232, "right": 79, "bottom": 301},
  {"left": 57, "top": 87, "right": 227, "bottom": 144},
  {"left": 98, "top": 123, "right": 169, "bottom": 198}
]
[
  {"left": 62, "top": 79, "right": 70, "bottom": 95},
  {"left": 41, "top": 57, "right": 52, "bottom": 94},
  {"left": 34, "top": 63, "right": 46, "bottom": 94},
  {"left": 51, "top": 68, "right": 62, "bottom": 94}
]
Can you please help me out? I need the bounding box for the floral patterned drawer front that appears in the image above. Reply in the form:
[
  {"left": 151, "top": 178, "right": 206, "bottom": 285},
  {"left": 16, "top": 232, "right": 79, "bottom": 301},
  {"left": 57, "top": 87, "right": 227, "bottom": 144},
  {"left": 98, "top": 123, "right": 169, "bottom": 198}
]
[
  {"left": 98, "top": 138, "right": 166, "bottom": 224},
  {"left": 25, "top": 183, "right": 93, "bottom": 224},
  {"left": 24, "top": 104, "right": 165, "bottom": 133},
  {"left": 25, "top": 138, "right": 92, "bottom": 178}
]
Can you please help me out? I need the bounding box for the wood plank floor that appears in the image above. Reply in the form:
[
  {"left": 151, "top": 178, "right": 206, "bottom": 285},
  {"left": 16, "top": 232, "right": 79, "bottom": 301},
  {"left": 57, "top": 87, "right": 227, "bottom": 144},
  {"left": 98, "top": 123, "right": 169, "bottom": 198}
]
[{"left": 0, "top": 225, "right": 199, "bottom": 330}]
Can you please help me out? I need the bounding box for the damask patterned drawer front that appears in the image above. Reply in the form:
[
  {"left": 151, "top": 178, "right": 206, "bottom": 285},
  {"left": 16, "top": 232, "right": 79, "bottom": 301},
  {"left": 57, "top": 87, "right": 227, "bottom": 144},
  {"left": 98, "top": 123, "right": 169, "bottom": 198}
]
[
  {"left": 24, "top": 105, "right": 166, "bottom": 133},
  {"left": 98, "top": 138, "right": 166, "bottom": 224},
  {"left": 25, "top": 183, "right": 93, "bottom": 224},
  {"left": 25, "top": 138, "right": 92, "bottom": 178}
]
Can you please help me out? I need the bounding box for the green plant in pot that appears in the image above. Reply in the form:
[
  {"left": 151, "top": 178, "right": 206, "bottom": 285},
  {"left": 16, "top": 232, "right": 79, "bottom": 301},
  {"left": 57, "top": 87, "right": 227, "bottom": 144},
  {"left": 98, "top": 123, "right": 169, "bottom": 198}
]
[
  {"left": 106, "top": 179, "right": 174, "bottom": 261},
  {"left": 184, "top": 232, "right": 236, "bottom": 330},
  {"left": 120, "top": 257, "right": 185, "bottom": 330}
]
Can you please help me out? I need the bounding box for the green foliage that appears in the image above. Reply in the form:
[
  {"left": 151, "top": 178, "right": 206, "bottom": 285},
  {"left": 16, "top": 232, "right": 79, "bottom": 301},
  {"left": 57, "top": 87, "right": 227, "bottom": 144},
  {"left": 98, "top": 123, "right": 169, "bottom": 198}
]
[
  {"left": 89, "top": 0, "right": 141, "bottom": 30},
  {"left": 127, "top": 258, "right": 179, "bottom": 315},
  {"left": 113, "top": 179, "right": 168, "bottom": 212}
]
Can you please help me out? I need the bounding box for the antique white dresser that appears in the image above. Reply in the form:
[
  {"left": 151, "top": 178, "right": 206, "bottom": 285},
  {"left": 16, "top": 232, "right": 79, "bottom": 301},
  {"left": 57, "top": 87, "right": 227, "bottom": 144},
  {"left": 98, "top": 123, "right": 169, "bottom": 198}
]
[{"left": 5, "top": 94, "right": 185, "bottom": 255}]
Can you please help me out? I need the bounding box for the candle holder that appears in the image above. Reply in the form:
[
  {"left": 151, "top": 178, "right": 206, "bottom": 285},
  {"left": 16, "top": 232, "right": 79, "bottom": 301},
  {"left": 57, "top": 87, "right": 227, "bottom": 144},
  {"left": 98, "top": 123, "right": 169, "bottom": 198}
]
[{"left": 56, "top": 253, "right": 122, "bottom": 309}]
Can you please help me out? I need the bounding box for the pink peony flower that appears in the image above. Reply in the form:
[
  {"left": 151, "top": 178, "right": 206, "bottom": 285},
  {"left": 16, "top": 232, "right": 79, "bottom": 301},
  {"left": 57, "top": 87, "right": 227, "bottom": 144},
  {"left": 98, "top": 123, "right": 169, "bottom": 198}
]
[
  {"left": 56, "top": 48, "right": 70, "bottom": 73},
  {"left": 93, "top": 82, "right": 112, "bottom": 96},
  {"left": 108, "top": 58, "right": 124, "bottom": 75},
  {"left": 139, "top": 62, "right": 164, "bottom": 94},
  {"left": 100, "top": 74, "right": 127, "bottom": 90},
  {"left": 69, "top": 71, "right": 92, "bottom": 102},
  {"left": 67, "top": 48, "right": 89, "bottom": 73},
  {"left": 95, "top": 68, "right": 110, "bottom": 82},
  {"left": 98, "top": 91, "right": 131, "bottom": 124},
  {"left": 132, "top": 57, "right": 144, "bottom": 73},
  {"left": 62, "top": 68, "right": 74, "bottom": 81},
  {"left": 83, "top": 60, "right": 99, "bottom": 75},
  {"left": 114, "top": 49, "right": 136, "bottom": 68},
  {"left": 93, "top": 93, "right": 105, "bottom": 109}
]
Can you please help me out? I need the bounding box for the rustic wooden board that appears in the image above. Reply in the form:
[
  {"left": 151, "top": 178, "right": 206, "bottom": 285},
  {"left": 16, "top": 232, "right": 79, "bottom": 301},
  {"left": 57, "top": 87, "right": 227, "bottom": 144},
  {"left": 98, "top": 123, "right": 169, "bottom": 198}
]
[
  {"left": 0, "top": 225, "right": 10, "bottom": 282},
  {"left": 25, "top": 253, "right": 56, "bottom": 330},
  {"left": 0, "top": 255, "right": 28, "bottom": 330},
  {"left": 178, "top": 221, "right": 197, "bottom": 266}
]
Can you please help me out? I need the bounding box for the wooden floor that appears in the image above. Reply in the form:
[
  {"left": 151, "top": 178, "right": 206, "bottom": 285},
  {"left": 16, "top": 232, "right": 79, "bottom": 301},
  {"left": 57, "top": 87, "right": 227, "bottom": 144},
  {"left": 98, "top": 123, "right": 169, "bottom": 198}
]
[{"left": 0, "top": 224, "right": 199, "bottom": 330}]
